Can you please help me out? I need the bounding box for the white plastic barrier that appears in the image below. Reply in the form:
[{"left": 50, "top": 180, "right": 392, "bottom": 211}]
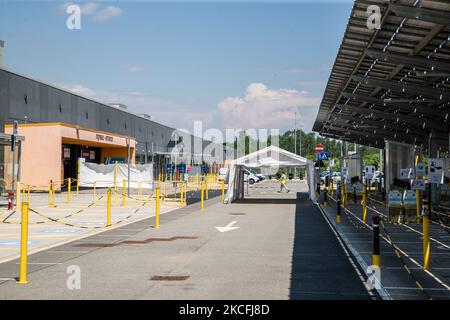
[{"left": 79, "top": 162, "right": 153, "bottom": 189}]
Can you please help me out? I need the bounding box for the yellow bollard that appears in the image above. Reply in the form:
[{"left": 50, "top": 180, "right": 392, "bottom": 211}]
[
  {"left": 76, "top": 159, "right": 80, "bottom": 195},
  {"left": 155, "top": 187, "right": 160, "bottom": 229},
  {"left": 67, "top": 178, "right": 71, "bottom": 204},
  {"left": 221, "top": 179, "right": 225, "bottom": 203},
  {"left": 18, "top": 202, "right": 29, "bottom": 284},
  {"left": 122, "top": 179, "right": 126, "bottom": 206},
  {"left": 48, "top": 181, "right": 55, "bottom": 207},
  {"left": 200, "top": 183, "right": 205, "bottom": 211},
  {"left": 180, "top": 182, "right": 184, "bottom": 208},
  {"left": 107, "top": 188, "right": 112, "bottom": 226},
  {"left": 114, "top": 161, "right": 118, "bottom": 192},
  {"left": 423, "top": 215, "right": 430, "bottom": 270},
  {"left": 416, "top": 189, "right": 421, "bottom": 223},
  {"left": 205, "top": 180, "right": 209, "bottom": 200},
  {"left": 362, "top": 183, "right": 367, "bottom": 224}
]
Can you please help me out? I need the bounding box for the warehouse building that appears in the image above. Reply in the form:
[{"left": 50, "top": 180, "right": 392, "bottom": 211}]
[{"left": 0, "top": 40, "right": 226, "bottom": 190}]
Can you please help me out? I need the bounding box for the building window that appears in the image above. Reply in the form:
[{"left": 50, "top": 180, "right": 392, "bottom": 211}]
[
  {"left": 85, "top": 112, "right": 89, "bottom": 119},
  {"left": 107, "top": 118, "right": 110, "bottom": 125},
  {"left": 24, "top": 94, "right": 28, "bottom": 104},
  {"left": 59, "top": 104, "right": 62, "bottom": 113},
  {"left": 125, "top": 123, "right": 127, "bottom": 129},
  {"left": 139, "top": 128, "right": 142, "bottom": 133}
]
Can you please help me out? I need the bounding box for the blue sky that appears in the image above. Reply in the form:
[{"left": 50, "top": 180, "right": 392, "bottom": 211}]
[{"left": 0, "top": 1, "right": 353, "bottom": 133}]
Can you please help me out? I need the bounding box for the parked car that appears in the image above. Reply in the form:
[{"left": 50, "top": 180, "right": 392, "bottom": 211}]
[
  {"left": 320, "top": 171, "right": 341, "bottom": 185},
  {"left": 244, "top": 169, "right": 260, "bottom": 185},
  {"left": 247, "top": 169, "right": 266, "bottom": 181}
]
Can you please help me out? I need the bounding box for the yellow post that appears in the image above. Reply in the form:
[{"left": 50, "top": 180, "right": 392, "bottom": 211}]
[
  {"left": 200, "top": 183, "right": 205, "bottom": 211},
  {"left": 180, "top": 182, "right": 184, "bottom": 208},
  {"left": 76, "top": 159, "right": 80, "bottom": 195},
  {"left": 138, "top": 181, "right": 142, "bottom": 197},
  {"left": 18, "top": 202, "right": 29, "bottom": 284},
  {"left": 67, "top": 178, "right": 71, "bottom": 204},
  {"left": 416, "top": 189, "right": 421, "bottom": 223},
  {"left": 48, "top": 182, "right": 52, "bottom": 207},
  {"left": 205, "top": 179, "right": 209, "bottom": 200},
  {"left": 114, "top": 161, "right": 118, "bottom": 192},
  {"left": 107, "top": 188, "right": 111, "bottom": 226},
  {"left": 122, "top": 179, "right": 126, "bottom": 206},
  {"left": 51, "top": 181, "right": 56, "bottom": 207},
  {"left": 362, "top": 183, "right": 367, "bottom": 224},
  {"left": 16, "top": 182, "right": 21, "bottom": 212},
  {"left": 155, "top": 187, "right": 160, "bottom": 229},
  {"left": 93, "top": 181, "right": 97, "bottom": 203},
  {"left": 344, "top": 184, "right": 348, "bottom": 206},
  {"left": 423, "top": 215, "right": 430, "bottom": 270},
  {"left": 221, "top": 179, "right": 225, "bottom": 203}
]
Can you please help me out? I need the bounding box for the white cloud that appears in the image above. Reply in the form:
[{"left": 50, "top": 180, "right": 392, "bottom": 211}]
[
  {"left": 60, "top": 84, "right": 212, "bottom": 130},
  {"left": 120, "top": 65, "right": 145, "bottom": 73},
  {"left": 94, "top": 6, "right": 123, "bottom": 21},
  {"left": 57, "top": 2, "right": 122, "bottom": 22},
  {"left": 217, "top": 83, "right": 321, "bottom": 131},
  {"left": 63, "top": 84, "right": 96, "bottom": 97},
  {"left": 80, "top": 3, "right": 100, "bottom": 15}
]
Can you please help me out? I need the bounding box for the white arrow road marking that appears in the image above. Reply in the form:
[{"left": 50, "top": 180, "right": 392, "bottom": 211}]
[{"left": 215, "top": 221, "right": 240, "bottom": 233}]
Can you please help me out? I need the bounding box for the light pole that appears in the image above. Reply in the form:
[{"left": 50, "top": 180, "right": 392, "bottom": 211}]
[
  {"left": 294, "top": 112, "right": 297, "bottom": 178},
  {"left": 294, "top": 112, "right": 297, "bottom": 156}
]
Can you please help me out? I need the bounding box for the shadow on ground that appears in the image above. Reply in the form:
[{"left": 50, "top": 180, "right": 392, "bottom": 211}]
[{"left": 289, "top": 192, "right": 373, "bottom": 300}]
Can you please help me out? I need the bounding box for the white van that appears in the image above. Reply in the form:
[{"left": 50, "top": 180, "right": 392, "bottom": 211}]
[{"left": 244, "top": 169, "right": 259, "bottom": 185}]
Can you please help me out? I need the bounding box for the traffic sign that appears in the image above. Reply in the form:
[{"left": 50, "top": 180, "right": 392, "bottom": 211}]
[
  {"left": 317, "top": 152, "right": 329, "bottom": 161},
  {"left": 315, "top": 144, "right": 325, "bottom": 153}
]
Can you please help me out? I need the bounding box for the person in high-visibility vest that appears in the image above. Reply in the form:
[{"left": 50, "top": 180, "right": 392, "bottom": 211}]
[{"left": 278, "top": 172, "right": 290, "bottom": 193}]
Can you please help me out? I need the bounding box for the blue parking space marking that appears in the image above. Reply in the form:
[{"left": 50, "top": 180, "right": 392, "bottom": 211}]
[
  {"left": 37, "top": 229, "right": 84, "bottom": 234},
  {"left": 0, "top": 240, "right": 39, "bottom": 247},
  {"left": 71, "top": 221, "right": 105, "bottom": 226}
]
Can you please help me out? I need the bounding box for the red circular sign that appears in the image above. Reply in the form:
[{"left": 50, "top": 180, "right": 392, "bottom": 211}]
[{"left": 315, "top": 144, "right": 324, "bottom": 153}]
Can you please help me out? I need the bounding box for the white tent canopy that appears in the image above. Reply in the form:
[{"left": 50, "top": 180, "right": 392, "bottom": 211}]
[{"left": 225, "top": 146, "right": 317, "bottom": 203}]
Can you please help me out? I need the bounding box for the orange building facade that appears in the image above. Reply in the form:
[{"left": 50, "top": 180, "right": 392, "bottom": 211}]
[{"left": 5, "top": 123, "right": 136, "bottom": 190}]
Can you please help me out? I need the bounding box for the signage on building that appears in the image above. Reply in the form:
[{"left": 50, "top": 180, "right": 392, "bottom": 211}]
[
  {"left": 400, "top": 168, "right": 415, "bottom": 180},
  {"left": 411, "top": 179, "right": 425, "bottom": 190},
  {"left": 96, "top": 134, "right": 113, "bottom": 143},
  {"left": 429, "top": 158, "right": 444, "bottom": 184},
  {"left": 64, "top": 148, "right": 71, "bottom": 159},
  {"left": 415, "top": 162, "right": 425, "bottom": 177}
]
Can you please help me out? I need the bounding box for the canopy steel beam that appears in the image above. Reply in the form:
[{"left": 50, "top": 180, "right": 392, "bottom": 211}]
[
  {"left": 341, "top": 92, "right": 438, "bottom": 115},
  {"left": 325, "top": 118, "right": 424, "bottom": 144},
  {"left": 351, "top": 75, "right": 450, "bottom": 100},
  {"left": 331, "top": 113, "right": 428, "bottom": 138},
  {"left": 366, "top": 49, "right": 450, "bottom": 73},
  {"left": 390, "top": 4, "right": 450, "bottom": 27},
  {"left": 334, "top": 103, "right": 446, "bottom": 129}
]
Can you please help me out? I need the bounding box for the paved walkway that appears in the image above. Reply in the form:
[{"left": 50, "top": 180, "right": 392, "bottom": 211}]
[
  {"left": 319, "top": 192, "right": 450, "bottom": 300},
  {"left": 0, "top": 180, "right": 373, "bottom": 299}
]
